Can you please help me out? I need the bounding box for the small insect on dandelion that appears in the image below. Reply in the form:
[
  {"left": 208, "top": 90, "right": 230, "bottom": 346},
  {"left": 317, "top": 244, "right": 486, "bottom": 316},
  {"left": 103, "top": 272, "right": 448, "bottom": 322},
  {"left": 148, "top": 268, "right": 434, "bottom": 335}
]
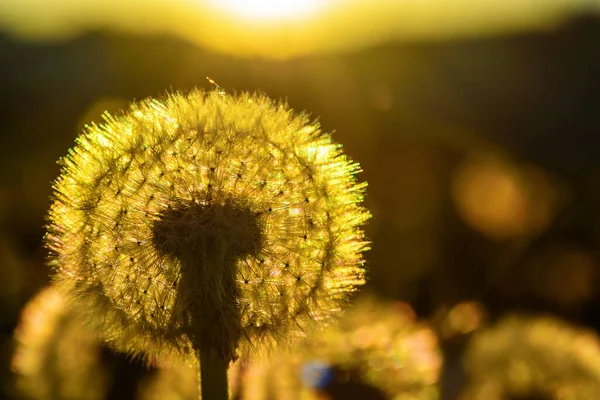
[{"left": 45, "top": 89, "right": 371, "bottom": 399}]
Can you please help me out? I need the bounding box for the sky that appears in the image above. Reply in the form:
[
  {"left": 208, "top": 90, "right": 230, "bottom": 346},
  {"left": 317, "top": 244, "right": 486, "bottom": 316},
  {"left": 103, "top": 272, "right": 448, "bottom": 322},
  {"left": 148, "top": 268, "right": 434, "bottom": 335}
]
[{"left": 0, "top": 0, "right": 598, "bottom": 58}]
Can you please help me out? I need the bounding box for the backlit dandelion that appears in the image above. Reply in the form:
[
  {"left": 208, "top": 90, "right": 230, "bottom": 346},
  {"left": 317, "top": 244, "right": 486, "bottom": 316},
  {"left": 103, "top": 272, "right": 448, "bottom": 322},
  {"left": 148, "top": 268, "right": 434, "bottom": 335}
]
[
  {"left": 241, "top": 297, "right": 441, "bottom": 400},
  {"left": 12, "top": 286, "right": 109, "bottom": 400},
  {"left": 462, "top": 315, "right": 600, "bottom": 400},
  {"left": 12, "top": 285, "right": 241, "bottom": 400},
  {"left": 45, "top": 89, "right": 370, "bottom": 398}
]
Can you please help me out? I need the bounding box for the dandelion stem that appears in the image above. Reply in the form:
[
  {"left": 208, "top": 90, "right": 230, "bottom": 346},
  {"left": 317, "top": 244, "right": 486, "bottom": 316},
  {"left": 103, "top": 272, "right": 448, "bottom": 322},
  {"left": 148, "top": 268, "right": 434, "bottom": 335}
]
[{"left": 198, "top": 348, "right": 229, "bottom": 400}]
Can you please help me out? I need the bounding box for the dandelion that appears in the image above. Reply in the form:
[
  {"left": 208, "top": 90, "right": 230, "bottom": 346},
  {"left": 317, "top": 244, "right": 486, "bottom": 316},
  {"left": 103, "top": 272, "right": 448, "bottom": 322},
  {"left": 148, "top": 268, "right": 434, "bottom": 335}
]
[
  {"left": 462, "top": 315, "right": 600, "bottom": 400},
  {"left": 12, "top": 285, "right": 241, "bottom": 400},
  {"left": 240, "top": 297, "right": 441, "bottom": 400},
  {"left": 137, "top": 362, "right": 200, "bottom": 400},
  {"left": 45, "top": 90, "right": 371, "bottom": 399},
  {"left": 11, "top": 286, "right": 109, "bottom": 400}
]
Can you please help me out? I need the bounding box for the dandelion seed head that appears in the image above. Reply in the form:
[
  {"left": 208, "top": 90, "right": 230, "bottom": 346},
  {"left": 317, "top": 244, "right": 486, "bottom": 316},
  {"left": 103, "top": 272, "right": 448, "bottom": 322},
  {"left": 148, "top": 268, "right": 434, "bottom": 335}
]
[
  {"left": 46, "top": 90, "right": 370, "bottom": 363},
  {"left": 462, "top": 315, "right": 600, "bottom": 400},
  {"left": 12, "top": 285, "right": 239, "bottom": 400},
  {"left": 12, "top": 286, "right": 109, "bottom": 400},
  {"left": 240, "top": 297, "right": 441, "bottom": 400}
]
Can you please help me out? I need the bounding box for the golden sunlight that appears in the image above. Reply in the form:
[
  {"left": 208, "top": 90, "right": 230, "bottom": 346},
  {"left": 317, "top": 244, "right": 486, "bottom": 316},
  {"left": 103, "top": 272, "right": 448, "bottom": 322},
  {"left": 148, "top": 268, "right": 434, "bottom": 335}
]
[
  {"left": 213, "top": 0, "right": 321, "bottom": 21},
  {"left": 0, "top": 0, "right": 589, "bottom": 58}
]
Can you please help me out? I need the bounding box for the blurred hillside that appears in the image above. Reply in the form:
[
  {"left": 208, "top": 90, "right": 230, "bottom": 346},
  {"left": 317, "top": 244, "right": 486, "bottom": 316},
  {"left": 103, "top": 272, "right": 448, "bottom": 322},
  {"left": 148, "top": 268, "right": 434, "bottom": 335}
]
[{"left": 1, "top": 12, "right": 600, "bottom": 399}]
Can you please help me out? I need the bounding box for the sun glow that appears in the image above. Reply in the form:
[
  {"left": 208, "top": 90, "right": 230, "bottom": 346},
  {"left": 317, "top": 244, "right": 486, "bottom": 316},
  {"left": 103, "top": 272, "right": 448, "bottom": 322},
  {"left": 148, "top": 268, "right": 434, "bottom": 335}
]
[{"left": 214, "top": 0, "right": 321, "bottom": 21}]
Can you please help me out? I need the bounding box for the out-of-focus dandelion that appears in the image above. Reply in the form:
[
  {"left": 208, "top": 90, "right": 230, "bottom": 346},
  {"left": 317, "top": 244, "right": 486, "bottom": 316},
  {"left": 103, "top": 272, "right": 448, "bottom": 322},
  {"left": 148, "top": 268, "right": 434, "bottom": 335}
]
[
  {"left": 462, "top": 315, "right": 600, "bottom": 400},
  {"left": 138, "top": 362, "right": 199, "bottom": 400},
  {"left": 241, "top": 297, "right": 441, "bottom": 400},
  {"left": 45, "top": 89, "right": 371, "bottom": 399},
  {"left": 12, "top": 285, "right": 242, "bottom": 400},
  {"left": 11, "top": 286, "right": 109, "bottom": 400}
]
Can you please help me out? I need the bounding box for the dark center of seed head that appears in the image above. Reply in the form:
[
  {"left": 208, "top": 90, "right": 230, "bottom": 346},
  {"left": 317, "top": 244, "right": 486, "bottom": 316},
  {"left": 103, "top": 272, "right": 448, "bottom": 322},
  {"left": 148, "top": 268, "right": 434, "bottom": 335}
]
[
  {"left": 152, "top": 199, "right": 263, "bottom": 261},
  {"left": 151, "top": 198, "right": 263, "bottom": 361}
]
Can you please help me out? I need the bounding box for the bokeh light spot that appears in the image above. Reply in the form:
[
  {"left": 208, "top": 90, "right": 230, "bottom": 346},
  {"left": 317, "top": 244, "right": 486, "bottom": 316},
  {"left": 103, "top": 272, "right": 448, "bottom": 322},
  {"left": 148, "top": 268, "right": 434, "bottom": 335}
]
[{"left": 452, "top": 152, "right": 557, "bottom": 240}]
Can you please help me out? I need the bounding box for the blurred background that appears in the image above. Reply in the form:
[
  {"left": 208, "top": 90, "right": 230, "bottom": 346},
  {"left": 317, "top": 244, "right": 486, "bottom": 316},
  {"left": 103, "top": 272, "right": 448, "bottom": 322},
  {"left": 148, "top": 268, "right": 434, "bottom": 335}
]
[{"left": 2, "top": 0, "right": 600, "bottom": 399}]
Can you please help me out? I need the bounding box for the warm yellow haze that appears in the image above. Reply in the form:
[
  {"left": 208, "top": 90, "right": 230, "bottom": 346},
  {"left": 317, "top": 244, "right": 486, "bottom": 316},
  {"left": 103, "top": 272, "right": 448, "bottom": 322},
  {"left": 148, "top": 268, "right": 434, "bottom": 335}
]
[{"left": 0, "top": 0, "right": 594, "bottom": 58}]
